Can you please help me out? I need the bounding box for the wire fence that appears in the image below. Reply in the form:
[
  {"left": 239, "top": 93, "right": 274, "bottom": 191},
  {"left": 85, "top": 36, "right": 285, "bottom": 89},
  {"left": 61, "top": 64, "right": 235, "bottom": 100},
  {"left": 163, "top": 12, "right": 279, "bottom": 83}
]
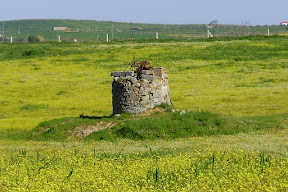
[{"left": 0, "top": 25, "right": 287, "bottom": 43}]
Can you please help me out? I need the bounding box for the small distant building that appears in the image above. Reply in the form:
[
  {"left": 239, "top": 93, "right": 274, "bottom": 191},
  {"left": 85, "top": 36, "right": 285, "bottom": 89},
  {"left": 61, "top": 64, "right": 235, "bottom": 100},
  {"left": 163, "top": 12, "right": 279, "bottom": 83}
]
[
  {"left": 280, "top": 22, "right": 288, "bottom": 26},
  {"left": 131, "top": 27, "right": 143, "bottom": 31},
  {"left": 53, "top": 27, "right": 70, "bottom": 32}
]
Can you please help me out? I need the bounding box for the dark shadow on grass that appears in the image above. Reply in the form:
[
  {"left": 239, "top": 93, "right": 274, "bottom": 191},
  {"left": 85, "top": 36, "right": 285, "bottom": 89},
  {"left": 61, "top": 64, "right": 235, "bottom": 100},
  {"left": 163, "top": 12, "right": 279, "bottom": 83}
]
[{"left": 79, "top": 114, "right": 114, "bottom": 119}]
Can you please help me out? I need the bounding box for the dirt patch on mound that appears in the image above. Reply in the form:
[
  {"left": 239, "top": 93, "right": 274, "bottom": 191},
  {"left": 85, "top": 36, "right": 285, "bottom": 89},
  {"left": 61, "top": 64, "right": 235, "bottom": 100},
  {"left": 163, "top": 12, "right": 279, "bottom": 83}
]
[{"left": 70, "top": 122, "right": 115, "bottom": 139}]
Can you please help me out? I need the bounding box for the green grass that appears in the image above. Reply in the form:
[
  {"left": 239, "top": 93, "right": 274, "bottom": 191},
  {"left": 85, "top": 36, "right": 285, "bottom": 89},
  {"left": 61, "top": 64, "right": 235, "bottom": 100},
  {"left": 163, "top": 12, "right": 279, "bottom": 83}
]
[
  {"left": 2, "top": 109, "right": 283, "bottom": 142},
  {"left": 1, "top": 32, "right": 288, "bottom": 191},
  {"left": 1, "top": 19, "right": 288, "bottom": 42},
  {"left": 1, "top": 135, "right": 288, "bottom": 191},
  {"left": 86, "top": 111, "right": 286, "bottom": 142},
  {"left": 0, "top": 35, "right": 287, "bottom": 137}
]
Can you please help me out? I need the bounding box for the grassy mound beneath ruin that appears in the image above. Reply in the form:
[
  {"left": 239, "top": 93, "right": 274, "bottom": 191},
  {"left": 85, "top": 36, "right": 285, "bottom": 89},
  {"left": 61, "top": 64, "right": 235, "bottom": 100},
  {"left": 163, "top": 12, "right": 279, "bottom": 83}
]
[{"left": 10, "top": 105, "right": 284, "bottom": 142}]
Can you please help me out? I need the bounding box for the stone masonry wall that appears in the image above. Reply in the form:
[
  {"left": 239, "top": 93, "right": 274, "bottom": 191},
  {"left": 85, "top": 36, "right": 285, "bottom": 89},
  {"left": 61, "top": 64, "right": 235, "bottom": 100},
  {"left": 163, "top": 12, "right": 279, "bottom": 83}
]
[{"left": 111, "top": 67, "right": 170, "bottom": 114}]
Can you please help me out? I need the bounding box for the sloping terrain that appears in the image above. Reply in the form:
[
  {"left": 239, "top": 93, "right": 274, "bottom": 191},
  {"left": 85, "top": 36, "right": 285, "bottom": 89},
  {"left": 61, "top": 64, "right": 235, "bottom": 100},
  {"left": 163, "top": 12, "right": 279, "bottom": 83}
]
[{"left": 1, "top": 19, "right": 287, "bottom": 41}]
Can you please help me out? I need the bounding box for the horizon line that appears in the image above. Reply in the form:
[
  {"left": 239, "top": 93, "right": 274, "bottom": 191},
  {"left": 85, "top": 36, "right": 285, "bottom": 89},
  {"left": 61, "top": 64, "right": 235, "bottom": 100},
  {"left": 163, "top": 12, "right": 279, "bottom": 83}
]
[{"left": 0, "top": 18, "right": 280, "bottom": 26}]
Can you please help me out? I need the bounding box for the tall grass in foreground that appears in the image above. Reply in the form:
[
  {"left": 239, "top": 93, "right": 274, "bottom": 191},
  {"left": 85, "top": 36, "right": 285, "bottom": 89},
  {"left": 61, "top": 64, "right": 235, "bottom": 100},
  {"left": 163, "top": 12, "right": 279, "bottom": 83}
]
[{"left": 0, "top": 143, "right": 287, "bottom": 191}]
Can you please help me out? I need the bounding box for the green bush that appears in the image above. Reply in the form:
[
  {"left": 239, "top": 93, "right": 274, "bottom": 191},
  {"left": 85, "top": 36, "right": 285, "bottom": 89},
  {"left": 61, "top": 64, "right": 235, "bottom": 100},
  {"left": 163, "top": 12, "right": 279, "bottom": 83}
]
[{"left": 27, "top": 36, "right": 40, "bottom": 43}]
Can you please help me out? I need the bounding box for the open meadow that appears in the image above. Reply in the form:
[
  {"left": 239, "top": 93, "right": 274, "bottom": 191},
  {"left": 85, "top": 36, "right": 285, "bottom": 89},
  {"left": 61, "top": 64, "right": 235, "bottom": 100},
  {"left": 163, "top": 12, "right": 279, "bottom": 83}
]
[{"left": 0, "top": 35, "right": 288, "bottom": 190}]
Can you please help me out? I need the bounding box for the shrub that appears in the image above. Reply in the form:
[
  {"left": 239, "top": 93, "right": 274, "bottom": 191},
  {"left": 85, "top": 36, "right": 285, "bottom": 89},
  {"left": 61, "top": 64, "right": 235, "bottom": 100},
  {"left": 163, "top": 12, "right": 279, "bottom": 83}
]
[{"left": 27, "top": 36, "right": 40, "bottom": 43}]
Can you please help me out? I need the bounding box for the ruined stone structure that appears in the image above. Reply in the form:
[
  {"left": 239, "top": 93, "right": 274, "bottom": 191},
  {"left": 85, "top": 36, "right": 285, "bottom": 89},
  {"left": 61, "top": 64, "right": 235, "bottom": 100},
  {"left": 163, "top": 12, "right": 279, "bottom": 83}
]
[{"left": 111, "top": 67, "right": 171, "bottom": 114}]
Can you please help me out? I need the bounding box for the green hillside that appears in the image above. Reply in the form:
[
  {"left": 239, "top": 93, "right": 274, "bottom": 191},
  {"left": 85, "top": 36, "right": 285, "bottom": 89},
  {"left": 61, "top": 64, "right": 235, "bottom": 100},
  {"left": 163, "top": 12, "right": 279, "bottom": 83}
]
[{"left": 0, "top": 19, "right": 287, "bottom": 42}]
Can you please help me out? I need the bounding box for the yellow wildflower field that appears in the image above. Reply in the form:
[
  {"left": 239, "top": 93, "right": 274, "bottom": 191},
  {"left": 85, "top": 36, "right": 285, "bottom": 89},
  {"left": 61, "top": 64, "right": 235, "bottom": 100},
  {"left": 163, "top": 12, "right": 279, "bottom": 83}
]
[
  {"left": 1, "top": 133, "right": 288, "bottom": 191},
  {"left": 0, "top": 36, "right": 288, "bottom": 191}
]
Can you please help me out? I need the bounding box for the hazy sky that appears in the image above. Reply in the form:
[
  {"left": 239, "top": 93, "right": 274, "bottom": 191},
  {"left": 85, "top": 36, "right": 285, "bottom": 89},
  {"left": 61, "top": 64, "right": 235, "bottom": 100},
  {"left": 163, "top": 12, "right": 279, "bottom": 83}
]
[{"left": 1, "top": 0, "right": 287, "bottom": 25}]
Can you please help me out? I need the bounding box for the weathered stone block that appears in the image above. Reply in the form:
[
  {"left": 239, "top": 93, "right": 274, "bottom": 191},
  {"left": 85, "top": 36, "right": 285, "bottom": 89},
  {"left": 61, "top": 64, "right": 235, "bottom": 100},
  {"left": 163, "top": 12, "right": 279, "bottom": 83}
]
[
  {"left": 130, "top": 77, "right": 138, "bottom": 84},
  {"left": 142, "top": 75, "right": 154, "bottom": 81},
  {"left": 111, "top": 71, "right": 134, "bottom": 77},
  {"left": 142, "top": 70, "right": 154, "bottom": 75}
]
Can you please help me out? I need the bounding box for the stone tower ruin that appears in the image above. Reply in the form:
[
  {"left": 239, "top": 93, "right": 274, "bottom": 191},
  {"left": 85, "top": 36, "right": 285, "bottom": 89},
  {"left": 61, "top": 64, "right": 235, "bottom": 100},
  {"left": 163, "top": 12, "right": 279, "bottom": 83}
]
[{"left": 111, "top": 65, "right": 171, "bottom": 114}]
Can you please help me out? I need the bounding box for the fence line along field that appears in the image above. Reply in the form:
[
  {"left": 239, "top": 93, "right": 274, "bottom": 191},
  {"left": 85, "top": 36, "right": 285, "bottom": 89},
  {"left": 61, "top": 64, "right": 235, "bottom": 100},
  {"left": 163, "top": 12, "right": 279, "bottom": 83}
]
[
  {"left": 0, "top": 35, "right": 288, "bottom": 190},
  {"left": 1, "top": 19, "right": 288, "bottom": 42}
]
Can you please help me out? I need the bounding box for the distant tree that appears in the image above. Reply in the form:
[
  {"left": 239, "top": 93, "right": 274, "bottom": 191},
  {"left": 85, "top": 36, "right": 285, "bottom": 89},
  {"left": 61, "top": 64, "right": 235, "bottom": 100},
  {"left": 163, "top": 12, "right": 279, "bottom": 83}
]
[
  {"left": 209, "top": 20, "right": 218, "bottom": 25},
  {"left": 27, "top": 35, "right": 40, "bottom": 43}
]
